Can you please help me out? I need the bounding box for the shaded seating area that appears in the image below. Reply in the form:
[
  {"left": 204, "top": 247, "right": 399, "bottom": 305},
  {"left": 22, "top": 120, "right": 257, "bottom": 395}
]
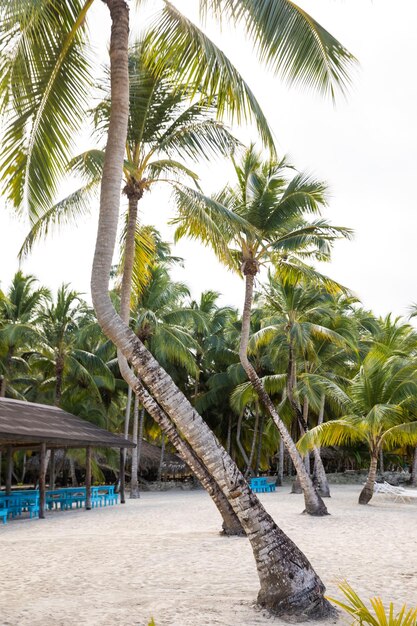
[{"left": 0, "top": 398, "right": 134, "bottom": 522}]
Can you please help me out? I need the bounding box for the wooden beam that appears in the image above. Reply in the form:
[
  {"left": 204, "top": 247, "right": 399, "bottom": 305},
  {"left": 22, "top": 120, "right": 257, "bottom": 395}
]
[
  {"left": 39, "top": 443, "right": 46, "bottom": 519},
  {"left": 6, "top": 445, "right": 13, "bottom": 495},
  {"left": 50, "top": 449, "right": 56, "bottom": 489},
  {"left": 120, "top": 448, "right": 125, "bottom": 504},
  {"left": 85, "top": 446, "right": 92, "bottom": 510}
]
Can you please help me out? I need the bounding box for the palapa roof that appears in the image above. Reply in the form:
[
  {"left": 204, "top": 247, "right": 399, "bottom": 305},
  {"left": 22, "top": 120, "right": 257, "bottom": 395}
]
[
  {"left": 138, "top": 440, "right": 188, "bottom": 475},
  {"left": 0, "top": 398, "right": 134, "bottom": 449}
]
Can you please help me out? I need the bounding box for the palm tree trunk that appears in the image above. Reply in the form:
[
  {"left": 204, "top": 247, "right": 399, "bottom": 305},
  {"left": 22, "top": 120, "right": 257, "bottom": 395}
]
[
  {"left": 119, "top": 361, "right": 244, "bottom": 536},
  {"left": 136, "top": 407, "right": 145, "bottom": 477},
  {"left": 90, "top": 3, "right": 332, "bottom": 616},
  {"left": 276, "top": 437, "right": 284, "bottom": 486},
  {"left": 236, "top": 412, "right": 251, "bottom": 471},
  {"left": 239, "top": 270, "right": 328, "bottom": 516},
  {"left": 359, "top": 451, "right": 379, "bottom": 505},
  {"left": 302, "top": 397, "right": 311, "bottom": 474},
  {"left": 54, "top": 356, "right": 64, "bottom": 406},
  {"left": 114, "top": 76, "right": 242, "bottom": 534},
  {"left": 379, "top": 448, "right": 384, "bottom": 474},
  {"left": 312, "top": 394, "right": 331, "bottom": 496},
  {"left": 123, "top": 384, "right": 132, "bottom": 469},
  {"left": 226, "top": 413, "right": 232, "bottom": 455},
  {"left": 157, "top": 434, "right": 166, "bottom": 482},
  {"left": 130, "top": 392, "right": 140, "bottom": 498},
  {"left": 411, "top": 447, "right": 417, "bottom": 487},
  {"left": 245, "top": 407, "right": 259, "bottom": 477},
  {"left": 69, "top": 456, "right": 78, "bottom": 487},
  {"left": 255, "top": 415, "right": 265, "bottom": 476}
]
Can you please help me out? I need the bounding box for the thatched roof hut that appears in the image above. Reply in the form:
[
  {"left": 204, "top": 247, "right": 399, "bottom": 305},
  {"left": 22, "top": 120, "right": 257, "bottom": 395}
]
[{"left": 138, "top": 440, "right": 189, "bottom": 478}]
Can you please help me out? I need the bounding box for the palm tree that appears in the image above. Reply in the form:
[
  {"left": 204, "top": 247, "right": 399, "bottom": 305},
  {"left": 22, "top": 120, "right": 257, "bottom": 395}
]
[
  {"left": 298, "top": 351, "right": 417, "bottom": 504},
  {"left": 19, "top": 41, "right": 239, "bottom": 264},
  {"left": 252, "top": 272, "right": 352, "bottom": 496},
  {"left": 0, "top": 272, "right": 49, "bottom": 398},
  {"left": 175, "top": 146, "right": 352, "bottom": 514},
  {"left": 1, "top": 0, "right": 355, "bottom": 617},
  {"left": 0, "top": 0, "right": 355, "bottom": 223},
  {"left": 86, "top": 2, "right": 356, "bottom": 616}
]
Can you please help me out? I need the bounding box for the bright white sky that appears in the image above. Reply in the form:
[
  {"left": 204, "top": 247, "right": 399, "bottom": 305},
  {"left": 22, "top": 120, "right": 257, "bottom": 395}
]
[{"left": 1, "top": 0, "right": 416, "bottom": 317}]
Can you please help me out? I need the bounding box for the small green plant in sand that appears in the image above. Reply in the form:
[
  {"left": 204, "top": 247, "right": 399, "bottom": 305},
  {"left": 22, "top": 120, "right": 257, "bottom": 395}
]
[
  {"left": 147, "top": 620, "right": 156, "bottom": 626},
  {"left": 328, "top": 581, "right": 417, "bottom": 626}
]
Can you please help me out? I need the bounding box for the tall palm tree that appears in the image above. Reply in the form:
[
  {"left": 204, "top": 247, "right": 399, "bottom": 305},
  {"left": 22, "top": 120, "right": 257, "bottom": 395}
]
[
  {"left": 1, "top": 0, "right": 355, "bottom": 617},
  {"left": 174, "top": 146, "right": 352, "bottom": 514},
  {"left": 86, "top": 2, "right": 357, "bottom": 616},
  {"left": 298, "top": 351, "right": 417, "bottom": 504},
  {"left": 0, "top": 272, "right": 49, "bottom": 397},
  {"left": 252, "top": 272, "right": 352, "bottom": 496}
]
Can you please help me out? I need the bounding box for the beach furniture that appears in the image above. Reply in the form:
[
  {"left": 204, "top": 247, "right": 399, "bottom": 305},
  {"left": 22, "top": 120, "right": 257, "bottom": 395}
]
[
  {"left": 249, "top": 477, "right": 276, "bottom": 493},
  {"left": 0, "top": 491, "right": 39, "bottom": 519},
  {"left": 373, "top": 481, "right": 417, "bottom": 503},
  {"left": 0, "top": 502, "right": 8, "bottom": 524},
  {"left": 46, "top": 486, "right": 118, "bottom": 510}
]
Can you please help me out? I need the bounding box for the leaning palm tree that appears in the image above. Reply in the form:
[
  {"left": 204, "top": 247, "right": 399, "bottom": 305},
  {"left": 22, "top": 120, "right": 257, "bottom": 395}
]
[
  {"left": 174, "top": 146, "right": 352, "bottom": 514},
  {"left": 1, "top": 0, "right": 355, "bottom": 617},
  {"left": 252, "top": 271, "right": 352, "bottom": 497},
  {"left": 298, "top": 350, "right": 417, "bottom": 504}
]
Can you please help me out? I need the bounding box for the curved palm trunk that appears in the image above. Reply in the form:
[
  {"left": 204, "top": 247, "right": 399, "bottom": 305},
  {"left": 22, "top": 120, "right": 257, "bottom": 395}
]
[
  {"left": 116, "top": 74, "right": 242, "bottom": 537},
  {"left": 91, "top": 2, "right": 332, "bottom": 616},
  {"left": 119, "top": 361, "right": 244, "bottom": 536},
  {"left": 312, "top": 447, "right": 330, "bottom": 497},
  {"left": 130, "top": 392, "right": 140, "bottom": 498},
  {"left": 239, "top": 270, "right": 328, "bottom": 516},
  {"left": 411, "top": 447, "right": 417, "bottom": 487},
  {"left": 359, "top": 451, "right": 378, "bottom": 505}
]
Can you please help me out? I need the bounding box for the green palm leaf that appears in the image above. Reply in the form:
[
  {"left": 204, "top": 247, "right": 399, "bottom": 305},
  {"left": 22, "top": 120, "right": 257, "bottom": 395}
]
[
  {"left": 145, "top": 2, "right": 276, "bottom": 151},
  {"left": 0, "top": 0, "right": 94, "bottom": 219}
]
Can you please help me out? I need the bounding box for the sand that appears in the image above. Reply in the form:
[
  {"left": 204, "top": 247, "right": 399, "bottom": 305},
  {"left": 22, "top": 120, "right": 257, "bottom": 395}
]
[{"left": 0, "top": 484, "right": 416, "bottom": 626}]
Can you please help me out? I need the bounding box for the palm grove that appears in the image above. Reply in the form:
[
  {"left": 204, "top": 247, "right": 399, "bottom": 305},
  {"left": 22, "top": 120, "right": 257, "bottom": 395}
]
[{"left": 1, "top": 0, "right": 417, "bottom": 621}]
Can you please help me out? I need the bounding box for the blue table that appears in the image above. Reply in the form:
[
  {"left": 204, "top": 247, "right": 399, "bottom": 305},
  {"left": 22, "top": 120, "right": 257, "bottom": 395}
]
[{"left": 249, "top": 477, "right": 276, "bottom": 493}]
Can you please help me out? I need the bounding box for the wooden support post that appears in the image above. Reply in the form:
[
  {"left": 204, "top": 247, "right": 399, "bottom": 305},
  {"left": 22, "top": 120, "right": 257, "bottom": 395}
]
[
  {"left": 120, "top": 448, "right": 125, "bottom": 504},
  {"left": 6, "top": 446, "right": 13, "bottom": 495},
  {"left": 50, "top": 449, "right": 56, "bottom": 489},
  {"left": 39, "top": 443, "right": 46, "bottom": 519},
  {"left": 85, "top": 446, "right": 92, "bottom": 510}
]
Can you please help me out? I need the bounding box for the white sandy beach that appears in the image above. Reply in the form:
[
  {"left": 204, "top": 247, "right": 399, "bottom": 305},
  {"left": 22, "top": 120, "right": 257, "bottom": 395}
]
[{"left": 0, "top": 484, "right": 416, "bottom": 626}]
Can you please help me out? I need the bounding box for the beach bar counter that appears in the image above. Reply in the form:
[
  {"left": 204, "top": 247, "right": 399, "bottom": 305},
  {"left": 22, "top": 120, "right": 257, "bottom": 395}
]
[{"left": 0, "top": 398, "right": 134, "bottom": 521}]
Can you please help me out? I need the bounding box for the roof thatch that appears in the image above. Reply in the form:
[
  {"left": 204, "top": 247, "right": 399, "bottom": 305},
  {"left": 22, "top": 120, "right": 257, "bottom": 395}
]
[
  {"left": 138, "top": 440, "right": 188, "bottom": 475},
  {"left": 0, "top": 398, "right": 134, "bottom": 449}
]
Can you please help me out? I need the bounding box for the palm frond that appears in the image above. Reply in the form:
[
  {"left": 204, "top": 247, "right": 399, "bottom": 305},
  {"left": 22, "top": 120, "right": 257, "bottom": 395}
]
[
  {"left": 19, "top": 179, "right": 99, "bottom": 259},
  {"left": 145, "top": 3, "right": 276, "bottom": 151},
  {"left": 0, "top": 0, "right": 94, "bottom": 219}
]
